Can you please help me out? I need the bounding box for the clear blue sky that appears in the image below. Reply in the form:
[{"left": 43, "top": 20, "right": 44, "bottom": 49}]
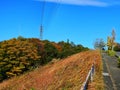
[{"left": 0, "top": 0, "right": 120, "bottom": 49}]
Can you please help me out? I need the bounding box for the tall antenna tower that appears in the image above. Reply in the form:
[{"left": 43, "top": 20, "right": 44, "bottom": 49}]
[
  {"left": 39, "top": 0, "right": 60, "bottom": 40},
  {"left": 40, "top": 25, "right": 43, "bottom": 40},
  {"left": 40, "top": 0, "right": 46, "bottom": 40}
]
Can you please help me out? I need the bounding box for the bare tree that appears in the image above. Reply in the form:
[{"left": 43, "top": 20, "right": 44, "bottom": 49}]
[{"left": 94, "top": 38, "right": 105, "bottom": 50}]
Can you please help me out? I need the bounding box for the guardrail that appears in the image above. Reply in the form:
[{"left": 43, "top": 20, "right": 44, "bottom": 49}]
[{"left": 80, "top": 64, "right": 95, "bottom": 90}]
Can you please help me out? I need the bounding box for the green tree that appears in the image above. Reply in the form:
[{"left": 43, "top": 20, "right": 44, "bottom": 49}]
[
  {"left": 58, "top": 41, "right": 89, "bottom": 58},
  {"left": 42, "top": 42, "right": 58, "bottom": 64}
]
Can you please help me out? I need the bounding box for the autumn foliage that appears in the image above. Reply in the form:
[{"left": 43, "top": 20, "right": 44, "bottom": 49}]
[
  {"left": 0, "top": 37, "right": 89, "bottom": 82},
  {"left": 0, "top": 37, "right": 41, "bottom": 81}
]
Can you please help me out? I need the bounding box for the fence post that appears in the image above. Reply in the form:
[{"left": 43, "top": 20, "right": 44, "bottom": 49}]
[{"left": 90, "top": 64, "right": 95, "bottom": 82}]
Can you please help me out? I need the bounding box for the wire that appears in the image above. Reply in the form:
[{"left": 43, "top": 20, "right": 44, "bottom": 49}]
[
  {"left": 50, "top": 0, "right": 61, "bottom": 19},
  {"left": 40, "top": 0, "right": 61, "bottom": 40},
  {"left": 43, "top": 0, "right": 61, "bottom": 30},
  {"left": 41, "top": 0, "right": 46, "bottom": 25},
  {"left": 40, "top": 0, "right": 46, "bottom": 40}
]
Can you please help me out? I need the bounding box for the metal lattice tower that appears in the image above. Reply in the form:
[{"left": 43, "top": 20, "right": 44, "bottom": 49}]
[
  {"left": 40, "top": 25, "right": 43, "bottom": 40},
  {"left": 40, "top": 0, "right": 46, "bottom": 40}
]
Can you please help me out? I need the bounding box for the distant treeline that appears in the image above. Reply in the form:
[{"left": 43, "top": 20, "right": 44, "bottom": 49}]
[{"left": 0, "top": 36, "right": 89, "bottom": 81}]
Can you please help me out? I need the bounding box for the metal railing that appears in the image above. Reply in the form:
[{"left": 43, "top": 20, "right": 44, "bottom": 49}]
[{"left": 80, "top": 64, "right": 95, "bottom": 90}]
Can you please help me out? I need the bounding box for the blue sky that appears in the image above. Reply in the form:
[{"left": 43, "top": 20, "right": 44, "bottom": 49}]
[{"left": 0, "top": 0, "right": 120, "bottom": 49}]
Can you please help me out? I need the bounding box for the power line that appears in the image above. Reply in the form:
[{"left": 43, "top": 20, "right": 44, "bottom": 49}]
[
  {"left": 41, "top": 0, "right": 46, "bottom": 25},
  {"left": 39, "top": 0, "right": 61, "bottom": 40},
  {"left": 48, "top": 0, "right": 61, "bottom": 24},
  {"left": 40, "top": 0, "right": 46, "bottom": 40}
]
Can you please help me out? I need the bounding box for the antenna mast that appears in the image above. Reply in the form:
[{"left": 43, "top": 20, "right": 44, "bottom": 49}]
[
  {"left": 40, "top": 25, "right": 43, "bottom": 40},
  {"left": 40, "top": 0, "right": 46, "bottom": 40}
]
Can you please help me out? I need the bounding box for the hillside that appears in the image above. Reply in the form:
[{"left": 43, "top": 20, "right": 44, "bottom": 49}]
[
  {"left": 0, "top": 50, "right": 101, "bottom": 90},
  {"left": 0, "top": 37, "right": 89, "bottom": 82}
]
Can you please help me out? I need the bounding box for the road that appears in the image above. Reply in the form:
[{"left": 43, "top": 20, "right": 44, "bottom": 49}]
[{"left": 102, "top": 53, "right": 120, "bottom": 90}]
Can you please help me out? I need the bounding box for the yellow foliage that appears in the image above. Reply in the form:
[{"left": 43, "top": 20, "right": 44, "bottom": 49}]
[
  {"left": 0, "top": 38, "right": 41, "bottom": 79},
  {"left": 6, "top": 72, "right": 16, "bottom": 77}
]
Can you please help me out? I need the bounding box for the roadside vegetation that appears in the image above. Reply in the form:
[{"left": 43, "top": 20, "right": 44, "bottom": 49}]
[
  {"left": 94, "top": 29, "right": 120, "bottom": 89},
  {"left": 106, "top": 30, "right": 120, "bottom": 67},
  {"left": 107, "top": 50, "right": 116, "bottom": 56},
  {"left": 94, "top": 29, "right": 120, "bottom": 66},
  {"left": 94, "top": 52, "right": 104, "bottom": 90},
  {"left": 88, "top": 50, "right": 104, "bottom": 90}
]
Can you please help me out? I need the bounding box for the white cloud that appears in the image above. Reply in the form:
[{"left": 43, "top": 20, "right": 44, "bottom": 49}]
[{"left": 35, "top": 0, "right": 109, "bottom": 7}]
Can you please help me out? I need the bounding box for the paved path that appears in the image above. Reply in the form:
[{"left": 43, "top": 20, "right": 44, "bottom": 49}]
[{"left": 102, "top": 53, "right": 120, "bottom": 90}]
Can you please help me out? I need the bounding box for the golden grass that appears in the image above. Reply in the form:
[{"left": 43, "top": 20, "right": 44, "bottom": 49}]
[
  {"left": 88, "top": 51, "right": 104, "bottom": 90},
  {"left": 0, "top": 50, "right": 102, "bottom": 90}
]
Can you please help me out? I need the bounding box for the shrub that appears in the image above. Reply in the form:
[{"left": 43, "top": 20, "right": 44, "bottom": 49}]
[
  {"left": 0, "top": 38, "right": 41, "bottom": 81},
  {"left": 114, "top": 43, "right": 120, "bottom": 51},
  {"left": 42, "top": 42, "right": 59, "bottom": 64},
  {"left": 107, "top": 50, "right": 116, "bottom": 56}
]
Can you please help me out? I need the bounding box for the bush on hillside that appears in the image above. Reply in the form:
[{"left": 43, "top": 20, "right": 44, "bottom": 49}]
[
  {"left": 58, "top": 41, "right": 89, "bottom": 58},
  {"left": 42, "top": 42, "right": 59, "bottom": 64},
  {"left": 0, "top": 38, "right": 41, "bottom": 81}
]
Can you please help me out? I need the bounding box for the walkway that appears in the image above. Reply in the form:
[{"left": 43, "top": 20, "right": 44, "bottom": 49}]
[{"left": 102, "top": 53, "right": 120, "bottom": 90}]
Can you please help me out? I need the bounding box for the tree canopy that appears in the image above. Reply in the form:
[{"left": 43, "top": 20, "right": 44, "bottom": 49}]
[
  {"left": 0, "top": 37, "right": 89, "bottom": 82},
  {"left": 0, "top": 38, "right": 41, "bottom": 81},
  {"left": 107, "top": 29, "right": 116, "bottom": 50}
]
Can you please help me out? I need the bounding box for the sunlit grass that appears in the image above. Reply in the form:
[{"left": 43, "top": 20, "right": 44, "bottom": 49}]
[{"left": 0, "top": 50, "right": 101, "bottom": 90}]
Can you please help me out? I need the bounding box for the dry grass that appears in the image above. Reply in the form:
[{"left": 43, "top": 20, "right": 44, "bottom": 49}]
[
  {"left": 88, "top": 51, "right": 104, "bottom": 90},
  {"left": 0, "top": 50, "right": 102, "bottom": 90}
]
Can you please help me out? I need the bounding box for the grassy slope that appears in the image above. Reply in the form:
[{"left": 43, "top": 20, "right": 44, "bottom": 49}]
[
  {"left": 88, "top": 52, "right": 104, "bottom": 90},
  {"left": 0, "top": 50, "right": 102, "bottom": 90}
]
